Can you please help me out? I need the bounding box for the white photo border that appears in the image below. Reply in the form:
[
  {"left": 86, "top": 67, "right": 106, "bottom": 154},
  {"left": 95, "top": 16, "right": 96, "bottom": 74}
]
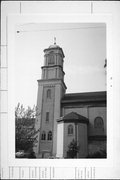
[{"left": 7, "top": 13, "right": 113, "bottom": 168}]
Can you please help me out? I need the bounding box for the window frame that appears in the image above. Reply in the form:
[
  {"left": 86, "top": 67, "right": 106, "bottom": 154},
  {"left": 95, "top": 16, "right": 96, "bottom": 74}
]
[
  {"left": 68, "top": 124, "right": 74, "bottom": 135},
  {"left": 46, "top": 89, "right": 51, "bottom": 99},
  {"left": 94, "top": 116, "right": 104, "bottom": 129},
  {"left": 47, "top": 131, "right": 52, "bottom": 141},
  {"left": 48, "top": 54, "right": 54, "bottom": 65},
  {"left": 46, "top": 112, "right": 49, "bottom": 122},
  {"left": 41, "top": 131, "right": 46, "bottom": 140}
]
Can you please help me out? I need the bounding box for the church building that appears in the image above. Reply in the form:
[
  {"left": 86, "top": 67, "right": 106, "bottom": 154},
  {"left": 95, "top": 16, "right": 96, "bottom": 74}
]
[{"left": 34, "top": 41, "right": 106, "bottom": 158}]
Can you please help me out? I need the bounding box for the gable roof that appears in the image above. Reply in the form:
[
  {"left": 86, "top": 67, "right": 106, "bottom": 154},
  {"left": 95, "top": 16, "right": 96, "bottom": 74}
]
[{"left": 57, "top": 112, "right": 89, "bottom": 124}]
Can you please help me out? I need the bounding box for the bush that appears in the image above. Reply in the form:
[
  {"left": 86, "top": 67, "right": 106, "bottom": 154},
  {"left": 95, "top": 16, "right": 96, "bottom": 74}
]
[
  {"left": 67, "top": 139, "right": 79, "bottom": 158},
  {"left": 87, "top": 149, "right": 106, "bottom": 158}
]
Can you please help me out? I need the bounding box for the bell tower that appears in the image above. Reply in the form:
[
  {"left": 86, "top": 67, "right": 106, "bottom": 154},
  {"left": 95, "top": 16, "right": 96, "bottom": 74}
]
[
  {"left": 35, "top": 40, "right": 67, "bottom": 158},
  {"left": 42, "top": 39, "right": 65, "bottom": 81}
]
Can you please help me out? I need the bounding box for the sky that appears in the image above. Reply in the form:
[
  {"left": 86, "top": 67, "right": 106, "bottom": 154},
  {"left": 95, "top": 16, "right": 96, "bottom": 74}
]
[{"left": 15, "top": 23, "right": 106, "bottom": 108}]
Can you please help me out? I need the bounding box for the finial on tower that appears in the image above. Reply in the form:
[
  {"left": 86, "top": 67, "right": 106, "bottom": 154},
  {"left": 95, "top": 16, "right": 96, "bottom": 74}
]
[
  {"left": 54, "top": 37, "right": 56, "bottom": 45},
  {"left": 104, "top": 58, "right": 107, "bottom": 68}
]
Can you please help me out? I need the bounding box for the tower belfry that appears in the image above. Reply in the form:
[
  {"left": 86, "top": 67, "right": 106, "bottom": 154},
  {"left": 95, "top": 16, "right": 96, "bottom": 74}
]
[
  {"left": 41, "top": 41, "right": 65, "bottom": 81},
  {"left": 35, "top": 42, "right": 67, "bottom": 157}
]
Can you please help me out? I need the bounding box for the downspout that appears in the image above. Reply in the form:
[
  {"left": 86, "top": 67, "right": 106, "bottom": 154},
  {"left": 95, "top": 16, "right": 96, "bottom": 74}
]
[
  {"left": 75, "top": 122, "right": 78, "bottom": 158},
  {"left": 87, "top": 106, "right": 89, "bottom": 157}
]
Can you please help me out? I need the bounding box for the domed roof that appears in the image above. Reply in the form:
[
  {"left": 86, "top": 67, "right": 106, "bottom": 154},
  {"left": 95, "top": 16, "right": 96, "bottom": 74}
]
[
  {"left": 44, "top": 38, "right": 65, "bottom": 58},
  {"left": 49, "top": 44, "right": 60, "bottom": 49},
  {"left": 48, "top": 37, "right": 60, "bottom": 49}
]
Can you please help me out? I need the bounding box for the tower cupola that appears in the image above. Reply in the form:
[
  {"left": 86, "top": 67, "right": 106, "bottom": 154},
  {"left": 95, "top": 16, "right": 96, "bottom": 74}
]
[{"left": 41, "top": 39, "right": 65, "bottom": 81}]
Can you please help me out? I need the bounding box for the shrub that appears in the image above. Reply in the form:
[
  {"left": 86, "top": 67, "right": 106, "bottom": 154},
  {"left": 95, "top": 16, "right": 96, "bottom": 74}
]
[
  {"left": 67, "top": 139, "right": 79, "bottom": 158},
  {"left": 87, "top": 149, "right": 106, "bottom": 158}
]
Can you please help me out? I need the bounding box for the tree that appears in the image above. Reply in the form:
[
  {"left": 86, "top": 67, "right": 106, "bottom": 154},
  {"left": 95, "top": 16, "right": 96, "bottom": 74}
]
[
  {"left": 15, "top": 103, "right": 40, "bottom": 157},
  {"left": 67, "top": 139, "right": 79, "bottom": 158},
  {"left": 15, "top": 103, "right": 39, "bottom": 119}
]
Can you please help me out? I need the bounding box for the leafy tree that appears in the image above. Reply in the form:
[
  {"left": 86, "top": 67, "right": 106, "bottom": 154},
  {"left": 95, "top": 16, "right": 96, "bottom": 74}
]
[
  {"left": 15, "top": 103, "right": 39, "bottom": 119},
  {"left": 15, "top": 103, "right": 40, "bottom": 156},
  {"left": 67, "top": 139, "right": 79, "bottom": 158}
]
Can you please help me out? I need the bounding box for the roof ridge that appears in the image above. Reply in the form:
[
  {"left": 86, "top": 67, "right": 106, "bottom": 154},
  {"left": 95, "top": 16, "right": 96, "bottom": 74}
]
[
  {"left": 63, "top": 111, "right": 88, "bottom": 120},
  {"left": 64, "top": 91, "right": 106, "bottom": 96},
  {"left": 57, "top": 111, "right": 89, "bottom": 124}
]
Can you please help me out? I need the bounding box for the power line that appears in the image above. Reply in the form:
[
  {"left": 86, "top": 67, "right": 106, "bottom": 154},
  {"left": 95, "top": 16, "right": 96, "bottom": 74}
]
[{"left": 17, "top": 26, "right": 105, "bottom": 33}]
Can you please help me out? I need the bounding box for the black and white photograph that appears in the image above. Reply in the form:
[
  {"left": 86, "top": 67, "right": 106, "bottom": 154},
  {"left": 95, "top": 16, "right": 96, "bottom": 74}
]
[
  {"left": 15, "top": 23, "right": 107, "bottom": 159},
  {"left": 1, "top": 1, "right": 120, "bottom": 179}
]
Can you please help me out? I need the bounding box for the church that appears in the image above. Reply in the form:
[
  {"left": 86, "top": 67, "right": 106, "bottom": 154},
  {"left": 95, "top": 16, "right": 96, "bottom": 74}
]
[{"left": 34, "top": 41, "right": 106, "bottom": 158}]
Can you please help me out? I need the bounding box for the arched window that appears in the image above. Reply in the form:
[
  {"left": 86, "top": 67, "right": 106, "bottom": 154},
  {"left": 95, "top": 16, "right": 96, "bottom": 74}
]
[
  {"left": 46, "top": 112, "right": 49, "bottom": 122},
  {"left": 94, "top": 117, "right": 104, "bottom": 129},
  {"left": 47, "top": 89, "right": 51, "bottom": 99},
  {"left": 48, "top": 54, "right": 54, "bottom": 65},
  {"left": 47, "top": 131, "right": 52, "bottom": 140},
  {"left": 68, "top": 124, "right": 73, "bottom": 135},
  {"left": 41, "top": 131, "right": 46, "bottom": 140}
]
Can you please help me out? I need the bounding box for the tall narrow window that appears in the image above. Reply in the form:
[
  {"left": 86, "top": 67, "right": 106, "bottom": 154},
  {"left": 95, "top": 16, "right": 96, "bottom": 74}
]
[
  {"left": 47, "top": 131, "right": 52, "bottom": 140},
  {"left": 94, "top": 117, "right": 104, "bottom": 130},
  {"left": 41, "top": 131, "right": 46, "bottom": 140},
  {"left": 48, "top": 54, "right": 54, "bottom": 65},
  {"left": 46, "top": 112, "right": 49, "bottom": 122},
  {"left": 68, "top": 124, "right": 73, "bottom": 135},
  {"left": 47, "top": 89, "right": 51, "bottom": 99}
]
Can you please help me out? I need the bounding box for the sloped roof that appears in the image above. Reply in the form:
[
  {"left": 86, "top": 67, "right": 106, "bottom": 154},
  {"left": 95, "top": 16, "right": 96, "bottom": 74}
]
[
  {"left": 61, "top": 91, "right": 106, "bottom": 106},
  {"left": 58, "top": 112, "right": 89, "bottom": 124}
]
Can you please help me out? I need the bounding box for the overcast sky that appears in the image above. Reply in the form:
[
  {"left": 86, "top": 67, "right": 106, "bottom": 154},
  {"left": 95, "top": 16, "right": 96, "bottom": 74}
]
[{"left": 15, "top": 23, "right": 106, "bottom": 108}]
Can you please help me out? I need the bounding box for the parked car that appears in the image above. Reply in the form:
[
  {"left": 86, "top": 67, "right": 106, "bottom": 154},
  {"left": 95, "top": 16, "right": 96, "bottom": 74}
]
[{"left": 15, "top": 150, "right": 25, "bottom": 158}]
